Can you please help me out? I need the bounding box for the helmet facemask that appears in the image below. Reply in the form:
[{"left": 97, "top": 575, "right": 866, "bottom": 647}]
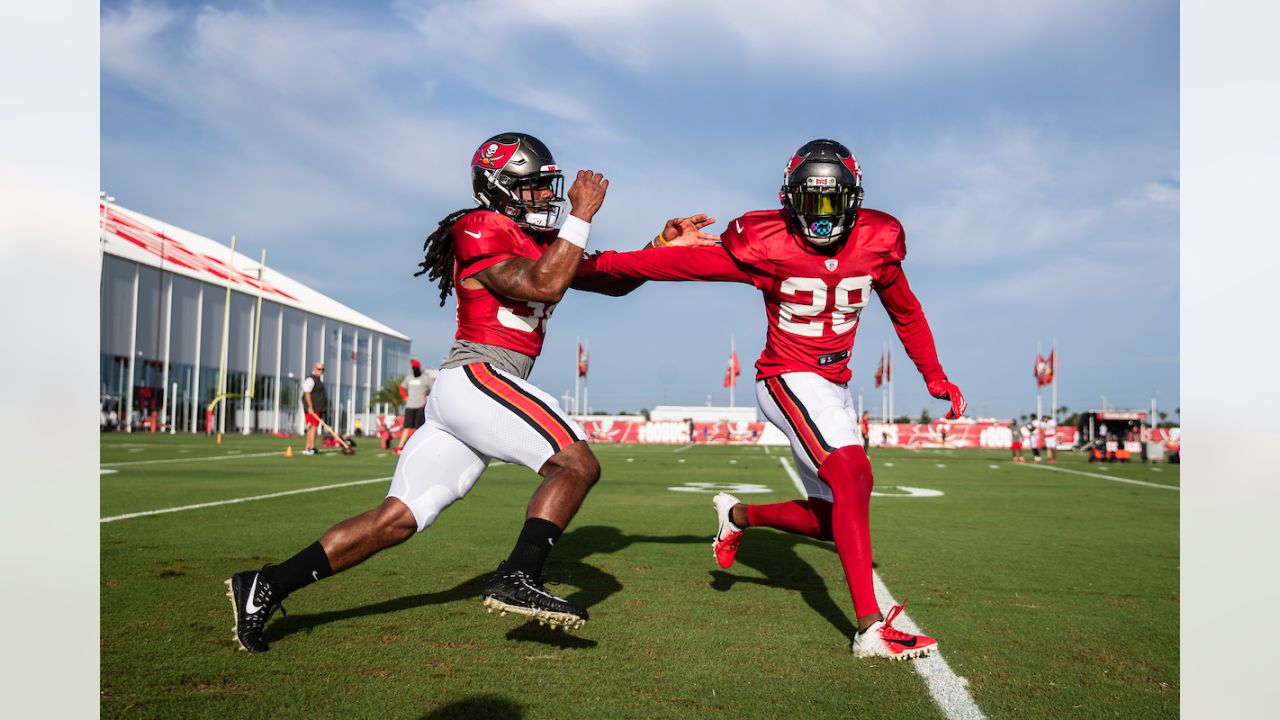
[{"left": 506, "top": 174, "right": 566, "bottom": 230}]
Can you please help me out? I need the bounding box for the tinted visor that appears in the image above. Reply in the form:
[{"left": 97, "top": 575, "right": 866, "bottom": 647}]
[{"left": 791, "top": 186, "right": 853, "bottom": 217}]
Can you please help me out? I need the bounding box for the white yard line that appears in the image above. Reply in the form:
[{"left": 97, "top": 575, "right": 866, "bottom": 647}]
[
  {"left": 1021, "top": 463, "right": 1178, "bottom": 490},
  {"left": 673, "top": 444, "right": 694, "bottom": 453},
  {"left": 778, "top": 457, "right": 808, "bottom": 496},
  {"left": 101, "top": 450, "right": 283, "bottom": 468},
  {"left": 778, "top": 456, "right": 986, "bottom": 719},
  {"left": 872, "top": 573, "right": 987, "bottom": 720},
  {"left": 100, "top": 476, "right": 392, "bottom": 523}
]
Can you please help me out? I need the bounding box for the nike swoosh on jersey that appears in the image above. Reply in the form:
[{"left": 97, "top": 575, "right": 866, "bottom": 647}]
[
  {"left": 245, "top": 574, "right": 263, "bottom": 613},
  {"left": 735, "top": 220, "right": 743, "bottom": 233},
  {"left": 464, "top": 230, "right": 483, "bottom": 238}
]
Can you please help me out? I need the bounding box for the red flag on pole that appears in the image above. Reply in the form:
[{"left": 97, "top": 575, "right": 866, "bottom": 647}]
[
  {"left": 724, "top": 349, "right": 740, "bottom": 387},
  {"left": 885, "top": 349, "right": 892, "bottom": 383},
  {"left": 1035, "top": 353, "right": 1053, "bottom": 386},
  {"left": 577, "top": 341, "right": 588, "bottom": 378},
  {"left": 874, "top": 351, "right": 885, "bottom": 388}
]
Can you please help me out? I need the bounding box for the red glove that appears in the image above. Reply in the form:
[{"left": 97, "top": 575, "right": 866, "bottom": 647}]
[{"left": 927, "top": 378, "right": 967, "bottom": 420}]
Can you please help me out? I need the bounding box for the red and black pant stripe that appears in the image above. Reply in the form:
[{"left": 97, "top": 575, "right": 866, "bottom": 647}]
[
  {"left": 463, "top": 363, "right": 578, "bottom": 454},
  {"left": 763, "top": 376, "right": 835, "bottom": 467}
]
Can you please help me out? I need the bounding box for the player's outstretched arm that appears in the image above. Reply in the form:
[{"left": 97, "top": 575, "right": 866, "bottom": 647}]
[
  {"left": 474, "top": 170, "right": 608, "bottom": 304},
  {"left": 877, "top": 264, "right": 967, "bottom": 419},
  {"left": 573, "top": 214, "right": 721, "bottom": 296}
]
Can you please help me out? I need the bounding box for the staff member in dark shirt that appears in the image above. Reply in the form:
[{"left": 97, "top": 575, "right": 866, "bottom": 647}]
[{"left": 302, "top": 361, "right": 327, "bottom": 456}]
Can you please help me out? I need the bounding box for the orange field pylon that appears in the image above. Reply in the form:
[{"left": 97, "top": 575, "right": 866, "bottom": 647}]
[
  {"left": 216, "top": 433, "right": 222, "bottom": 444},
  {"left": 285, "top": 446, "right": 294, "bottom": 458}
]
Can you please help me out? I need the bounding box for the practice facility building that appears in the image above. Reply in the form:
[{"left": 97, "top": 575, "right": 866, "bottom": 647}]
[{"left": 100, "top": 200, "right": 412, "bottom": 435}]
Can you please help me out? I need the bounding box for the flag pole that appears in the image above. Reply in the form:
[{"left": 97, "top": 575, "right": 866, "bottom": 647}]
[
  {"left": 732, "top": 333, "right": 742, "bottom": 407},
  {"left": 1051, "top": 338, "right": 1058, "bottom": 422},
  {"left": 216, "top": 234, "right": 236, "bottom": 434},
  {"left": 1035, "top": 342, "right": 1043, "bottom": 420},
  {"left": 245, "top": 247, "right": 266, "bottom": 435},
  {"left": 583, "top": 339, "right": 589, "bottom": 415},
  {"left": 574, "top": 336, "right": 580, "bottom": 415},
  {"left": 888, "top": 346, "right": 895, "bottom": 423}
]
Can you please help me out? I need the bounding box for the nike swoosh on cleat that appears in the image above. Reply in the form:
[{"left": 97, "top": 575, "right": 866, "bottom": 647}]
[
  {"left": 244, "top": 575, "right": 263, "bottom": 614},
  {"left": 464, "top": 230, "right": 483, "bottom": 238},
  {"left": 889, "top": 636, "right": 918, "bottom": 648}
]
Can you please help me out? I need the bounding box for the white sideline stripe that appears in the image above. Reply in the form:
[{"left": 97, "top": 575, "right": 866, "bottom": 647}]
[
  {"left": 101, "top": 450, "right": 282, "bottom": 467},
  {"left": 872, "top": 573, "right": 987, "bottom": 720},
  {"left": 778, "top": 457, "right": 807, "bottom": 496},
  {"left": 776, "top": 457, "right": 985, "bottom": 719},
  {"left": 100, "top": 476, "right": 392, "bottom": 523},
  {"left": 673, "top": 444, "right": 694, "bottom": 453},
  {"left": 1022, "top": 463, "right": 1178, "bottom": 491}
]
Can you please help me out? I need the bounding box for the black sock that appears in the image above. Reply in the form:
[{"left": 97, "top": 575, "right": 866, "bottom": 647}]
[
  {"left": 504, "top": 518, "right": 563, "bottom": 578},
  {"left": 264, "top": 542, "right": 333, "bottom": 597}
]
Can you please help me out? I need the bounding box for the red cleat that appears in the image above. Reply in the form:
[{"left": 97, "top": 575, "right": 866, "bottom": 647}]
[
  {"left": 850, "top": 602, "right": 938, "bottom": 660},
  {"left": 712, "top": 492, "right": 743, "bottom": 569}
]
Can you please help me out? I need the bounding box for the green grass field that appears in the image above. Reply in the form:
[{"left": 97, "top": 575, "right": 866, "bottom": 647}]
[{"left": 100, "top": 433, "right": 1178, "bottom": 719}]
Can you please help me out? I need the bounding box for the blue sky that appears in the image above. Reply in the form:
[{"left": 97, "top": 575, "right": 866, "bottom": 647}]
[{"left": 101, "top": 0, "right": 1179, "bottom": 421}]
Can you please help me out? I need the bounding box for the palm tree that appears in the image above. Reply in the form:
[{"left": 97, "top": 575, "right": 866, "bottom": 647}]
[{"left": 370, "top": 375, "right": 406, "bottom": 413}]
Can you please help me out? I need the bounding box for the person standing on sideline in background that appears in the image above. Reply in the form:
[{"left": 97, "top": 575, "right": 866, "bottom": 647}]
[
  {"left": 1042, "top": 414, "right": 1058, "bottom": 463},
  {"left": 301, "top": 361, "right": 327, "bottom": 456},
  {"left": 1028, "top": 417, "right": 1043, "bottom": 463},
  {"left": 393, "top": 359, "right": 433, "bottom": 454},
  {"left": 860, "top": 411, "right": 871, "bottom": 451},
  {"left": 1010, "top": 420, "right": 1025, "bottom": 461}
]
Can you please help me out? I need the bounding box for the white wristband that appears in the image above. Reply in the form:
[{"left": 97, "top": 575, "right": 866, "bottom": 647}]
[{"left": 558, "top": 215, "right": 591, "bottom": 249}]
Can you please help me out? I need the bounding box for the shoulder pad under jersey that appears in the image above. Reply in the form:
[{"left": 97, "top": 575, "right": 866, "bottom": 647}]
[
  {"left": 851, "top": 208, "right": 906, "bottom": 262},
  {"left": 720, "top": 210, "right": 791, "bottom": 265}
]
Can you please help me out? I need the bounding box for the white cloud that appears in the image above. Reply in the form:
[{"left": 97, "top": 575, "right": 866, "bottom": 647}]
[{"left": 399, "top": 0, "right": 1121, "bottom": 79}]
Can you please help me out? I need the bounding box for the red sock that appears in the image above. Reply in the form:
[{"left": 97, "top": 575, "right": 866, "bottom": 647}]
[
  {"left": 745, "top": 499, "right": 833, "bottom": 540},
  {"left": 819, "top": 445, "right": 881, "bottom": 619}
]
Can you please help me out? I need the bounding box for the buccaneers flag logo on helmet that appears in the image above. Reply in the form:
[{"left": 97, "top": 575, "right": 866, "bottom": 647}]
[{"left": 473, "top": 141, "right": 519, "bottom": 170}]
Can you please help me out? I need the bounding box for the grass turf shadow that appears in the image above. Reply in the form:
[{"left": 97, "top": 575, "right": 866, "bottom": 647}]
[
  {"left": 266, "top": 525, "right": 704, "bottom": 649},
  {"left": 419, "top": 694, "right": 523, "bottom": 719},
  {"left": 707, "top": 531, "right": 863, "bottom": 642}
]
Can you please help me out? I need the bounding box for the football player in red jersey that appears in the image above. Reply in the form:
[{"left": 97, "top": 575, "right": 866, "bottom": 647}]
[
  {"left": 226, "top": 132, "right": 715, "bottom": 653},
  {"left": 580, "top": 139, "right": 966, "bottom": 660}
]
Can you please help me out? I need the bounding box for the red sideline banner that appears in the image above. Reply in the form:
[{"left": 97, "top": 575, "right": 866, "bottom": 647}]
[
  {"left": 582, "top": 419, "right": 763, "bottom": 445},
  {"left": 575, "top": 418, "right": 1180, "bottom": 449}
]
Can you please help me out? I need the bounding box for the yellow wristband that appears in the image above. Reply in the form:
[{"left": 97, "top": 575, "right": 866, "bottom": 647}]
[{"left": 653, "top": 233, "right": 670, "bottom": 247}]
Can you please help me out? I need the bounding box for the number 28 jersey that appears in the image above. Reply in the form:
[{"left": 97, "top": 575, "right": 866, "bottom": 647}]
[
  {"left": 581, "top": 208, "right": 946, "bottom": 385},
  {"left": 451, "top": 210, "right": 557, "bottom": 358}
]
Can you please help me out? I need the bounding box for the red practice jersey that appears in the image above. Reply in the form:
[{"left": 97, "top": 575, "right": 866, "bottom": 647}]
[
  {"left": 452, "top": 210, "right": 558, "bottom": 357},
  {"left": 581, "top": 208, "right": 947, "bottom": 385}
]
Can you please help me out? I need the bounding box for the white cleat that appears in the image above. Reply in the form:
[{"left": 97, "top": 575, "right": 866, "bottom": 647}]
[
  {"left": 850, "top": 603, "right": 938, "bottom": 660},
  {"left": 712, "top": 492, "right": 744, "bottom": 569}
]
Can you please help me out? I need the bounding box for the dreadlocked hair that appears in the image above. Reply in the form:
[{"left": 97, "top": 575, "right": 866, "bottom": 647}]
[{"left": 414, "top": 208, "right": 475, "bottom": 306}]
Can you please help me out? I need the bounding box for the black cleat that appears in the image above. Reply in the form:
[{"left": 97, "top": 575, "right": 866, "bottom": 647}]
[
  {"left": 482, "top": 561, "right": 588, "bottom": 631},
  {"left": 226, "top": 566, "right": 286, "bottom": 653}
]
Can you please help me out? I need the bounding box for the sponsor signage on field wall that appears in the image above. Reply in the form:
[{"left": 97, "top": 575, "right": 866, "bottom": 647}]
[
  {"left": 379, "top": 414, "right": 1180, "bottom": 450},
  {"left": 575, "top": 419, "right": 1180, "bottom": 449}
]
